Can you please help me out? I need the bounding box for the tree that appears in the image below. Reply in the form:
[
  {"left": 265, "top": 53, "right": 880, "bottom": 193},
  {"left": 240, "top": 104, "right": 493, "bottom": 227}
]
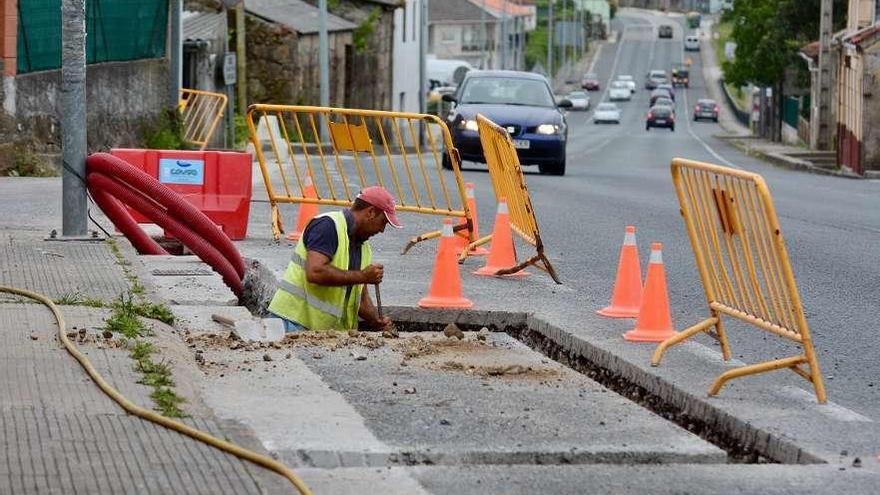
[{"left": 722, "top": 0, "right": 847, "bottom": 140}]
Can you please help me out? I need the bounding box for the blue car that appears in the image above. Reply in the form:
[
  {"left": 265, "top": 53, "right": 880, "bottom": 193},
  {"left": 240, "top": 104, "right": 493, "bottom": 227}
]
[{"left": 443, "top": 70, "right": 572, "bottom": 176}]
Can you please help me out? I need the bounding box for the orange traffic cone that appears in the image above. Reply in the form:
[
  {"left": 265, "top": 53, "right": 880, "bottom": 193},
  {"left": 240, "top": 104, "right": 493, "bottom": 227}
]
[
  {"left": 286, "top": 175, "right": 320, "bottom": 241},
  {"left": 624, "top": 243, "right": 678, "bottom": 342},
  {"left": 474, "top": 198, "right": 528, "bottom": 278},
  {"left": 418, "top": 218, "right": 474, "bottom": 308},
  {"left": 456, "top": 182, "right": 490, "bottom": 256},
  {"left": 598, "top": 226, "right": 642, "bottom": 318}
]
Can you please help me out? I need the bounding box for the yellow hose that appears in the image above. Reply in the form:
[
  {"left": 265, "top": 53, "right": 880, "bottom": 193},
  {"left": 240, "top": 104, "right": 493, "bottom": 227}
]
[{"left": 1, "top": 285, "right": 314, "bottom": 495}]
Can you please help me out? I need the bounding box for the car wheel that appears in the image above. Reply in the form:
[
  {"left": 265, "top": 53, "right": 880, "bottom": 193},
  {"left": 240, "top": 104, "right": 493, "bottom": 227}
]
[
  {"left": 442, "top": 153, "right": 454, "bottom": 170},
  {"left": 539, "top": 158, "right": 566, "bottom": 176}
]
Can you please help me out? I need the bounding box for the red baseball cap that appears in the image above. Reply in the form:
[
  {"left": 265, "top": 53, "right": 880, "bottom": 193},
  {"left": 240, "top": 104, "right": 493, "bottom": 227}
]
[{"left": 357, "top": 186, "right": 402, "bottom": 228}]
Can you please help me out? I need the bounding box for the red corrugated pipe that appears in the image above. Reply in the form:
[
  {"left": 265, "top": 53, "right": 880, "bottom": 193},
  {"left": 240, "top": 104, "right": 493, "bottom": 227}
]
[{"left": 86, "top": 153, "right": 245, "bottom": 297}]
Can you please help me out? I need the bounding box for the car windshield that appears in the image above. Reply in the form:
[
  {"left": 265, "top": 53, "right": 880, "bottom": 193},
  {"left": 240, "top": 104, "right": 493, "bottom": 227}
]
[
  {"left": 654, "top": 98, "right": 673, "bottom": 107},
  {"left": 651, "top": 107, "right": 672, "bottom": 116},
  {"left": 699, "top": 101, "right": 717, "bottom": 108},
  {"left": 584, "top": 73, "right": 597, "bottom": 80},
  {"left": 568, "top": 91, "right": 586, "bottom": 98},
  {"left": 618, "top": 75, "right": 633, "bottom": 81},
  {"left": 597, "top": 103, "right": 617, "bottom": 111},
  {"left": 650, "top": 71, "right": 666, "bottom": 78},
  {"left": 611, "top": 81, "right": 627, "bottom": 89},
  {"left": 460, "top": 77, "right": 555, "bottom": 107}
]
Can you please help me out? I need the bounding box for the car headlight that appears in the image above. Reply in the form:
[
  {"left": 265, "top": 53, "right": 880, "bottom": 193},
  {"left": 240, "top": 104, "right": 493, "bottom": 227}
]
[
  {"left": 536, "top": 124, "right": 561, "bottom": 135},
  {"left": 458, "top": 119, "right": 478, "bottom": 132}
]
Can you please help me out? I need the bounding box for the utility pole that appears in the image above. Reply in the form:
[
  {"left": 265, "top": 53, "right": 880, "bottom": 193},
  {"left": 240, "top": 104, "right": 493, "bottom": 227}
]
[
  {"left": 419, "top": 0, "right": 428, "bottom": 145},
  {"left": 547, "top": 0, "right": 554, "bottom": 76},
  {"left": 319, "top": 0, "right": 329, "bottom": 108},
  {"left": 501, "top": 2, "right": 508, "bottom": 69},
  {"left": 816, "top": 0, "right": 833, "bottom": 150},
  {"left": 61, "top": 0, "right": 87, "bottom": 237},
  {"left": 169, "top": 0, "right": 182, "bottom": 106},
  {"left": 235, "top": 2, "right": 247, "bottom": 115}
]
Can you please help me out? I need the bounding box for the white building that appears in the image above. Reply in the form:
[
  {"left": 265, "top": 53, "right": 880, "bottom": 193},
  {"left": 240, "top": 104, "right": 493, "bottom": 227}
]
[{"left": 393, "top": 0, "right": 424, "bottom": 114}]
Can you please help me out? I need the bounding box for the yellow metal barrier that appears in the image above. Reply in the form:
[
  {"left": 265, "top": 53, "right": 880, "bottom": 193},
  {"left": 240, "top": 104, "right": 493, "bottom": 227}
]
[
  {"left": 179, "top": 89, "right": 228, "bottom": 150},
  {"left": 653, "top": 158, "right": 826, "bottom": 403},
  {"left": 246, "top": 104, "right": 473, "bottom": 248},
  {"left": 474, "top": 114, "right": 560, "bottom": 283}
]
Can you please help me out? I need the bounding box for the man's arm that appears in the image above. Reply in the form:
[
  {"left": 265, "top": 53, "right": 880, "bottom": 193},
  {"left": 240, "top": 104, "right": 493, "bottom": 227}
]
[
  {"left": 359, "top": 288, "right": 391, "bottom": 330},
  {"left": 304, "top": 250, "right": 383, "bottom": 287}
]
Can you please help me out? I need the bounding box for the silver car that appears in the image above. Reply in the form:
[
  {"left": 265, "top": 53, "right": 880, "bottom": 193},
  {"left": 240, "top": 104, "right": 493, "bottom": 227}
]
[
  {"left": 609, "top": 81, "right": 632, "bottom": 101},
  {"left": 593, "top": 102, "right": 621, "bottom": 124},
  {"left": 566, "top": 90, "right": 591, "bottom": 110}
]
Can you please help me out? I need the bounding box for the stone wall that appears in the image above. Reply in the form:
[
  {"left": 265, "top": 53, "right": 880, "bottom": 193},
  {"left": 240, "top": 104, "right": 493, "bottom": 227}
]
[
  {"left": 12, "top": 58, "right": 169, "bottom": 153},
  {"left": 331, "top": 0, "right": 396, "bottom": 110},
  {"left": 245, "top": 15, "right": 351, "bottom": 106}
]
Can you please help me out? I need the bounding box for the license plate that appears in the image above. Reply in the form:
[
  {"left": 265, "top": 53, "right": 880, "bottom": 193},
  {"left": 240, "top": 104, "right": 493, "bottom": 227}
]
[
  {"left": 655, "top": 119, "right": 666, "bottom": 124},
  {"left": 513, "top": 139, "right": 530, "bottom": 149}
]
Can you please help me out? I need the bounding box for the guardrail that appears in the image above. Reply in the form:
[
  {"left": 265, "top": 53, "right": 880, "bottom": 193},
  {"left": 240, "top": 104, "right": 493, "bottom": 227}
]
[
  {"left": 179, "top": 89, "right": 228, "bottom": 150},
  {"left": 652, "top": 158, "right": 826, "bottom": 403}
]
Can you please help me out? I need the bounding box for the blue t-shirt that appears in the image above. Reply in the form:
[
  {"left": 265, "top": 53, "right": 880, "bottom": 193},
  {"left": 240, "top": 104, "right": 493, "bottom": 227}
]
[{"left": 301, "top": 209, "right": 362, "bottom": 271}]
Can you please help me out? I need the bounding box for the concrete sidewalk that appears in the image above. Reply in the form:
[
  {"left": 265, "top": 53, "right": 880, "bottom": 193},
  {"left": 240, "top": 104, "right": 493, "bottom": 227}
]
[{"left": 0, "top": 229, "right": 288, "bottom": 494}]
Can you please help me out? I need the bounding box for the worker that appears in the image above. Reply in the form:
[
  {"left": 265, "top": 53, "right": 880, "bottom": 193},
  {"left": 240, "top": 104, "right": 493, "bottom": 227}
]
[{"left": 268, "top": 186, "right": 402, "bottom": 332}]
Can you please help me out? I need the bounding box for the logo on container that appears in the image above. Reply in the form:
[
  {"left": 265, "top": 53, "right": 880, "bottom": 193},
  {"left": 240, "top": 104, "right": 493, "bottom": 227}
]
[{"left": 159, "top": 158, "right": 205, "bottom": 185}]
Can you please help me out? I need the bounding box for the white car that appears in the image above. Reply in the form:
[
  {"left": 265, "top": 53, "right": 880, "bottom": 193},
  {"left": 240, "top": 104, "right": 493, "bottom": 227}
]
[
  {"left": 617, "top": 75, "right": 636, "bottom": 93},
  {"left": 593, "top": 103, "right": 621, "bottom": 124},
  {"left": 566, "top": 90, "right": 590, "bottom": 110},
  {"left": 609, "top": 81, "right": 632, "bottom": 101}
]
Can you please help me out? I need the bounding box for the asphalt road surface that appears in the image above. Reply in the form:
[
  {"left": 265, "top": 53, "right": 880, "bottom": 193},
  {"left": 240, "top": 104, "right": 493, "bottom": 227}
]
[{"left": 453, "top": 10, "right": 880, "bottom": 422}]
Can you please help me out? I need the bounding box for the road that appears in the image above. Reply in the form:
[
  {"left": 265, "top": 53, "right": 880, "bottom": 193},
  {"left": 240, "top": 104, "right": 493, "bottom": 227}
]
[{"left": 453, "top": 9, "right": 880, "bottom": 420}]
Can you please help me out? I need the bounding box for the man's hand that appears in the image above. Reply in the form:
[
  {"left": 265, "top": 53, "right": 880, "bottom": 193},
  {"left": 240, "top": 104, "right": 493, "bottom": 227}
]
[
  {"left": 361, "top": 264, "right": 384, "bottom": 285},
  {"left": 371, "top": 316, "right": 393, "bottom": 331}
]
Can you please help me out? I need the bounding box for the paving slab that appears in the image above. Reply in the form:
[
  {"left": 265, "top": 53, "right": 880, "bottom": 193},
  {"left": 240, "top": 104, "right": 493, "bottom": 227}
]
[
  {"left": 0, "top": 230, "right": 128, "bottom": 302},
  {"left": 140, "top": 255, "right": 237, "bottom": 306}
]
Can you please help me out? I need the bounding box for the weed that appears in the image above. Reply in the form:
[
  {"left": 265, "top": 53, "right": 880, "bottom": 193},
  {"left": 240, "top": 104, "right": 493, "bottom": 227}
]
[
  {"left": 107, "top": 294, "right": 149, "bottom": 338},
  {"left": 142, "top": 109, "right": 189, "bottom": 150},
  {"left": 150, "top": 387, "right": 187, "bottom": 417},
  {"left": 137, "top": 359, "right": 175, "bottom": 388},
  {"left": 130, "top": 340, "right": 154, "bottom": 361},
  {"left": 132, "top": 301, "right": 175, "bottom": 326},
  {"left": 54, "top": 292, "right": 105, "bottom": 308}
]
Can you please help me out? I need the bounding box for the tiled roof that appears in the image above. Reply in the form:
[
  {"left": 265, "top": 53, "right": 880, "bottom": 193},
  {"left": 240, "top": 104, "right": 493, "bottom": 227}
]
[
  {"left": 246, "top": 0, "right": 356, "bottom": 34},
  {"left": 430, "top": 0, "right": 498, "bottom": 22},
  {"left": 183, "top": 10, "right": 226, "bottom": 42},
  {"left": 844, "top": 24, "right": 880, "bottom": 47}
]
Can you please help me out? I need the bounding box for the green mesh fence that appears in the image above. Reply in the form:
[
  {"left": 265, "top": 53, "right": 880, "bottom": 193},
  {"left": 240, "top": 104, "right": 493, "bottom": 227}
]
[
  {"left": 17, "top": 0, "right": 168, "bottom": 74},
  {"left": 783, "top": 96, "right": 800, "bottom": 128}
]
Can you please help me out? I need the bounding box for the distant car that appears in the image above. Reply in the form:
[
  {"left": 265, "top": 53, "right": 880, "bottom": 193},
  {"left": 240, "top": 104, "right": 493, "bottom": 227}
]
[
  {"left": 444, "top": 70, "right": 571, "bottom": 175},
  {"left": 617, "top": 74, "right": 637, "bottom": 93},
  {"left": 684, "top": 35, "right": 701, "bottom": 51},
  {"left": 646, "top": 105, "right": 675, "bottom": 131},
  {"left": 645, "top": 70, "right": 668, "bottom": 89},
  {"left": 693, "top": 98, "right": 720, "bottom": 122},
  {"left": 687, "top": 11, "right": 702, "bottom": 29},
  {"left": 593, "top": 103, "right": 621, "bottom": 124},
  {"left": 609, "top": 81, "right": 632, "bottom": 101},
  {"left": 652, "top": 96, "right": 674, "bottom": 109},
  {"left": 671, "top": 67, "right": 690, "bottom": 88},
  {"left": 656, "top": 83, "right": 676, "bottom": 100},
  {"left": 582, "top": 73, "right": 601, "bottom": 91},
  {"left": 650, "top": 89, "right": 674, "bottom": 106},
  {"left": 566, "top": 90, "right": 590, "bottom": 110},
  {"left": 658, "top": 25, "right": 673, "bottom": 38}
]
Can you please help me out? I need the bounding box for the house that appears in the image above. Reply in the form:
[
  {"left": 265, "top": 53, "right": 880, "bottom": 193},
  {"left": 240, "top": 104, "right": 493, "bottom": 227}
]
[
  {"left": 428, "top": 0, "right": 534, "bottom": 71},
  {"left": 245, "top": 0, "right": 356, "bottom": 106},
  {"left": 182, "top": 10, "right": 227, "bottom": 95},
  {"left": 834, "top": 0, "right": 880, "bottom": 175},
  {"left": 392, "top": 0, "right": 424, "bottom": 114}
]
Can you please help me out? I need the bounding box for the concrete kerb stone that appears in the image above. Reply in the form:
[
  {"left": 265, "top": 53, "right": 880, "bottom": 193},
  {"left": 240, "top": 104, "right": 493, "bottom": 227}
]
[{"left": 383, "top": 306, "right": 824, "bottom": 465}]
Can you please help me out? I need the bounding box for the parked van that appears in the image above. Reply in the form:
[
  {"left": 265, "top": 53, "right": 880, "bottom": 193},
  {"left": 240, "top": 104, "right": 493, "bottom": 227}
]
[{"left": 684, "top": 35, "right": 700, "bottom": 51}]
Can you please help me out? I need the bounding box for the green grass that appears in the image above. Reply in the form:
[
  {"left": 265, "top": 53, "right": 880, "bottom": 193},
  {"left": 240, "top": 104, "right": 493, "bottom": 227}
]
[
  {"left": 150, "top": 387, "right": 187, "bottom": 418},
  {"left": 128, "top": 337, "right": 187, "bottom": 417},
  {"left": 712, "top": 20, "right": 751, "bottom": 112},
  {"left": 54, "top": 292, "right": 106, "bottom": 308},
  {"left": 107, "top": 294, "right": 149, "bottom": 338}
]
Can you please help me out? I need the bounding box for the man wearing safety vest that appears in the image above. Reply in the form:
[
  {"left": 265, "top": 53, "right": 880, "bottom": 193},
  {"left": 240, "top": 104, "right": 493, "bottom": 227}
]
[{"left": 268, "top": 186, "right": 402, "bottom": 332}]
